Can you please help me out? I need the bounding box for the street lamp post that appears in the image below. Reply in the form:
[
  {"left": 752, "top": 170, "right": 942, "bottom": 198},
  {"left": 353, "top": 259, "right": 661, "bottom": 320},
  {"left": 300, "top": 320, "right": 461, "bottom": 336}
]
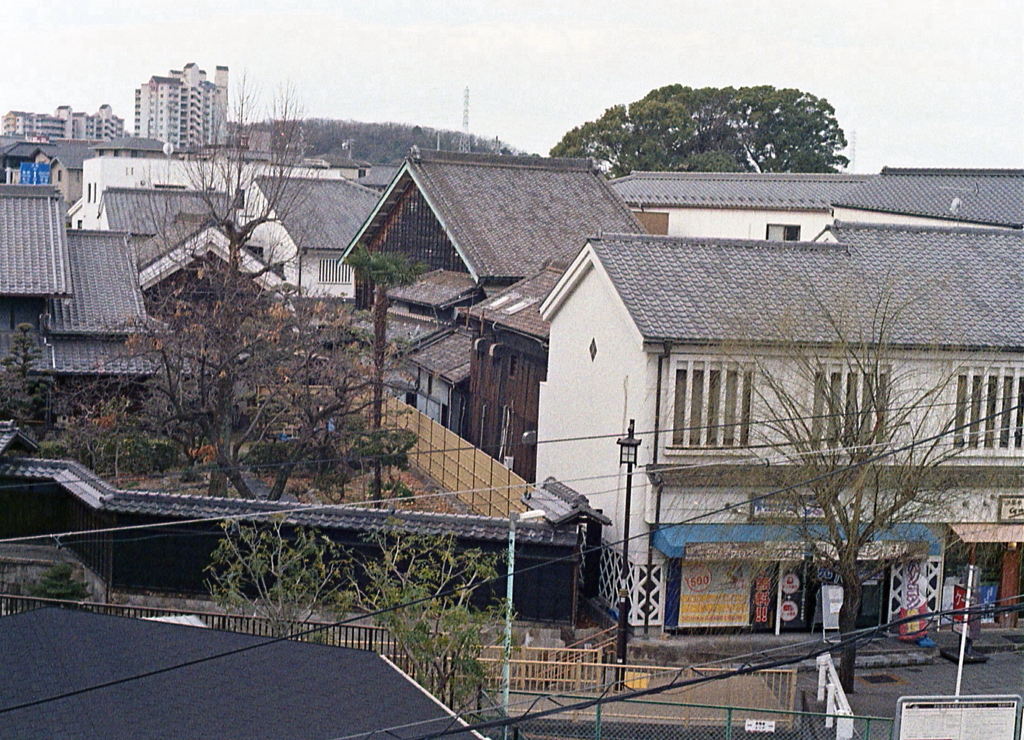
[
  {"left": 502, "top": 509, "right": 546, "bottom": 739},
  {"left": 615, "top": 419, "right": 641, "bottom": 687}
]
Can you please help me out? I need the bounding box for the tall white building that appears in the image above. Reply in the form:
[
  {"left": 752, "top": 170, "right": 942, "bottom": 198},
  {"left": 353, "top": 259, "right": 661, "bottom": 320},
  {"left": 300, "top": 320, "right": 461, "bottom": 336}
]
[
  {"left": 134, "top": 63, "right": 228, "bottom": 149},
  {"left": 3, "top": 105, "right": 125, "bottom": 140}
]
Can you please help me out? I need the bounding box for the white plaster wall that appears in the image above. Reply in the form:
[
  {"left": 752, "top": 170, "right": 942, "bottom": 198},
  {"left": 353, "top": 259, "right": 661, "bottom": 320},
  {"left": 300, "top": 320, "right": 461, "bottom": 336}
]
[
  {"left": 537, "top": 258, "right": 658, "bottom": 559},
  {"left": 638, "top": 206, "right": 833, "bottom": 241}
]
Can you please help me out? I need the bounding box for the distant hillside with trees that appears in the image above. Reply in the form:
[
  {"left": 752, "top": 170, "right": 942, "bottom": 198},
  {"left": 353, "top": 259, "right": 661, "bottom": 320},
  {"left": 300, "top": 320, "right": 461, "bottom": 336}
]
[{"left": 302, "top": 119, "right": 526, "bottom": 164}]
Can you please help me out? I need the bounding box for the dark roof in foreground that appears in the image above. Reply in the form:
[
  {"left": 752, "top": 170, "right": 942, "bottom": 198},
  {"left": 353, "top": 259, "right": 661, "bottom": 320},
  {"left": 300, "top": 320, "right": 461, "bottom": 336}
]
[
  {"left": 610, "top": 171, "right": 870, "bottom": 210},
  {"left": 466, "top": 265, "right": 565, "bottom": 340},
  {"left": 0, "top": 186, "right": 71, "bottom": 296},
  {"left": 586, "top": 223, "right": 1024, "bottom": 348},
  {"left": 834, "top": 168, "right": 1024, "bottom": 228},
  {"left": 357, "top": 150, "right": 643, "bottom": 281},
  {"left": 263, "top": 176, "right": 380, "bottom": 253},
  {"left": 1, "top": 608, "right": 478, "bottom": 740},
  {"left": 0, "top": 456, "right": 575, "bottom": 546}
]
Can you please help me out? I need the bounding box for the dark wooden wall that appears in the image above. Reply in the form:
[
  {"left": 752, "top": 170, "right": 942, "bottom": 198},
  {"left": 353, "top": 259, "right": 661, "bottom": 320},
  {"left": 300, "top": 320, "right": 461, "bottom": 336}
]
[
  {"left": 356, "top": 185, "right": 469, "bottom": 308},
  {"left": 467, "top": 329, "right": 546, "bottom": 483}
]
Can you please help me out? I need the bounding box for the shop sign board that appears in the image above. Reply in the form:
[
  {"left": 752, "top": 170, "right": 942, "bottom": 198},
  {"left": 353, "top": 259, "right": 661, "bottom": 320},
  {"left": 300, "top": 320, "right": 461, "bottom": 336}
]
[
  {"left": 822, "top": 584, "right": 843, "bottom": 630},
  {"left": 999, "top": 495, "right": 1024, "bottom": 523},
  {"left": 678, "top": 561, "right": 750, "bottom": 627},
  {"left": 895, "top": 695, "right": 1021, "bottom": 740}
]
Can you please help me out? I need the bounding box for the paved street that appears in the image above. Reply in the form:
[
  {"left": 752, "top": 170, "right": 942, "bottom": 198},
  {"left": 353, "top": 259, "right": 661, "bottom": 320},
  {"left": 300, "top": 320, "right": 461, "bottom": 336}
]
[{"left": 797, "top": 630, "right": 1024, "bottom": 719}]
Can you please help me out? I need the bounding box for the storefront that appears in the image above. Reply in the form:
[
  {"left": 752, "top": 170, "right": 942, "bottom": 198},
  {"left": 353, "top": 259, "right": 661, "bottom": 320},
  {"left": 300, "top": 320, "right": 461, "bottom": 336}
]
[
  {"left": 654, "top": 522, "right": 942, "bottom": 633},
  {"left": 949, "top": 512, "right": 1024, "bottom": 628}
]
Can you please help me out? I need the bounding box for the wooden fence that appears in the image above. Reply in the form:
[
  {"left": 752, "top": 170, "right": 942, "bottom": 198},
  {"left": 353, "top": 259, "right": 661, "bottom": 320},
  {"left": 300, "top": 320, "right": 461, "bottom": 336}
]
[
  {"left": 482, "top": 655, "right": 798, "bottom": 715},
  {"left": 385, "top": 397, "right": 528, "bottom": 517}
]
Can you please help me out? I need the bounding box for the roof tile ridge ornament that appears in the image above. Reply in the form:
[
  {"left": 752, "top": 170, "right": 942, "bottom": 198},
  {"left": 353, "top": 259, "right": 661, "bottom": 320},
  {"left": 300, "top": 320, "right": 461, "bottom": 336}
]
[{"left": 413, "top": 148, "right": 593, "bottom": 171}]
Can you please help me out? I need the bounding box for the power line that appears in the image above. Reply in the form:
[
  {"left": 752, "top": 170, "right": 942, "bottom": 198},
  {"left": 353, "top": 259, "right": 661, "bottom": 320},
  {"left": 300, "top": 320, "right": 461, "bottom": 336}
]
[{"left": 0, "top": 400, "right": 1009, "bottom": 715}]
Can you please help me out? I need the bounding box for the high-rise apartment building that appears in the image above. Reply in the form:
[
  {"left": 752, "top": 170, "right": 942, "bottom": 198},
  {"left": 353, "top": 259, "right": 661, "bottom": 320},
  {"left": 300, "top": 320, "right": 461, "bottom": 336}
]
[
  {"left": 134, "top": 63, "right": 228, "bottom": 149},
  {"left": 2, "top": 105, "right": 125, "bottom": 140}
]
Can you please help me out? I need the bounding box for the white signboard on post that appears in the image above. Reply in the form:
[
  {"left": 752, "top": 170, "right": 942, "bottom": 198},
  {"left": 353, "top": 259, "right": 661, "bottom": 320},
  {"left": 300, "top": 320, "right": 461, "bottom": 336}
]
[{"left": 895, "top": 695, "right": 1021, "bottom": 740}]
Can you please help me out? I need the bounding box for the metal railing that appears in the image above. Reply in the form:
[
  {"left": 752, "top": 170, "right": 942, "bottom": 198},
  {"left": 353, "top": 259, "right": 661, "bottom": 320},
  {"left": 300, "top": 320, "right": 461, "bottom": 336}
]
[
  {"left": 492, "top": 693, "right": 893, "bottom": 740},
  {"left": 817, "top": 653, "right": 855, "bottom": 740}
]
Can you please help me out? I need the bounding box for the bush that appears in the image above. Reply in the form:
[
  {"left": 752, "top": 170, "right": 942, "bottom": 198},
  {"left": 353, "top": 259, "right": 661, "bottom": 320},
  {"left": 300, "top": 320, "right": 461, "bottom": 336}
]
[
  {"left": 29, "top": 563, "right": 90, "bottom": 601},
  {"left": 44, "top": 433, "right": 181, "bottom": 476}
]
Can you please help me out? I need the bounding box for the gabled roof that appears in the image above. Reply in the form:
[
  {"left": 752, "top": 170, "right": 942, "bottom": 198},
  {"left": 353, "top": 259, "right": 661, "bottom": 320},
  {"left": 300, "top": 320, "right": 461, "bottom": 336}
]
[
  {"left": 101, "top": 187, "right": 221, "bottom": 236},
  {"left": 528, "top": 477, "right": 611, "bottom": 526},
  {"left": 1, "top": 608, "right": 479, "bottom": 740},
  {"left": 465, "top": 265, "right": 564, "bottom": 340},
  {"left": 262, "top": 176, "right": 380, "bottom": 253},
  {"left": 48, "top": 231, "right": 147, "bottom": 334},
  {"left": 0, "top": 422, "right": 38, "bottom": 456},
  {"left": 610, "top": 171, "right": 870, "bottom": 211},
  {"left": 0, "top": 186, "right": 71, "bottom": 296},
  {"left": 407, "top": 327, "right": 475, "bottom": 385},
  {"left": 47, "top": 140, "right": 97, "bottom": 170},
  {"left": 560, "top": 223, "right": 1023, "bottom": 349},
  {"left": 834, "top": 168, "right": 1024, "bottom": 228},
  {"left": 350, "top": 150, "right": 643, "bottom": 281},
  {"left": 390, "top": 269, "right": 480, "bottom": 310}
]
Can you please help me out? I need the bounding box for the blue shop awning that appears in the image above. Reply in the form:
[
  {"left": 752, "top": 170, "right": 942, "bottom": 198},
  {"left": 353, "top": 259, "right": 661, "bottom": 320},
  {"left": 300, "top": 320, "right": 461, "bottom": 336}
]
[{"left": 653, "top": 522, "right": 941, "bottom": 560}]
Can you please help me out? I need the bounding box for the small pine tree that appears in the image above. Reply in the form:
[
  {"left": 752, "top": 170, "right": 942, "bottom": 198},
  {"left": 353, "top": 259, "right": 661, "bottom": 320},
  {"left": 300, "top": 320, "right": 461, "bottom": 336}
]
[
  {"left": 0, "top": 323, "right": 47, "bottom": 423},
  {"left": 29, "top": 563, "right": 90, "bottom": 601}
]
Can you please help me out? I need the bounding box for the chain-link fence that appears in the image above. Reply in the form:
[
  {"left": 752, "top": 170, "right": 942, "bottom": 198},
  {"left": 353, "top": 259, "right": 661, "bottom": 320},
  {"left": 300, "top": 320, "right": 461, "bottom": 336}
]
[{"left": 476, "top": 692, "right": 893, "bottom": 740}]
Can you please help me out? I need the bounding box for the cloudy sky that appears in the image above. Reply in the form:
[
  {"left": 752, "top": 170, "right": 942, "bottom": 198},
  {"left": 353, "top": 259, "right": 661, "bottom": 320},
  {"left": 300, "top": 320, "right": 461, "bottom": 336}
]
[{"left": 8, "top": 0, "right": 1023, "bottom": 172}]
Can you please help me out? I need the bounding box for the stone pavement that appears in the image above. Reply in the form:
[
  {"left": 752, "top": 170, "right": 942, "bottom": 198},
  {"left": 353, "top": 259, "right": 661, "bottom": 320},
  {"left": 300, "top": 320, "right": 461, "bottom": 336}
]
[
  {"left": 629, "top": 623, "right": 1024, "bottom": 720},
  {"left": 797, "top": 626, "right": 1024, "bottom": 719}
]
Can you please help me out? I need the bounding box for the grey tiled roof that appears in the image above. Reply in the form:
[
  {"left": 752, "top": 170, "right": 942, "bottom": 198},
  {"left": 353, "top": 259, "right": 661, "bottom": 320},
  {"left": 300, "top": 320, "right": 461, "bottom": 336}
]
[
  {"left": 48, "top": 338, "right": 153, "bottom": 376},
  {"left": 588, "top": 223, "right": 1024, "bottom": 348},
  {"left": 407, "top": 328, "right": 475, "bottom": 384},
  {"left": 0, "top": 186, "right": 71, "bottom": 296},
  {"left": 102, "top": 187, "right": 222, "bottom": 235},
  {"left": 528, "top": 477, "right": 611, "bottom": 526},
  {"left": 49, "top": 231, "right": 147, "bottom": 334},
  {"left": 2, "top": 608, "right": 478, "bottom": 740},
  {"left": 389, "top": 269, "right": 480, "bottom": 309},
  {"left": 264, "top": 176, "right": 380, "bottom": 253},
  {"left": 466, "top": 265, "right": 564, "bottom": 340},
  {"left": 365, "top": 150, "right": 643, "bottom": 281},
  {"left": 358, "top": 164, "right": 400, "bottom": 190},
  {"left": 47, "top": 140, "right": 96, "bottom": 170},
  {"left": 834, "top": 168, "right": 1024, "bottom": 228},
  {"left": 610, "top": 171, "right": 870, "bottom": 210},
  {"left": 91, "top": 136, "right": 166, "bottom": 152},
  {"left": 0, "top": 422, "right": 38, "bottom": 456},
  {"left": 0, "top": 456, "right": 575, "bottom": 546}
]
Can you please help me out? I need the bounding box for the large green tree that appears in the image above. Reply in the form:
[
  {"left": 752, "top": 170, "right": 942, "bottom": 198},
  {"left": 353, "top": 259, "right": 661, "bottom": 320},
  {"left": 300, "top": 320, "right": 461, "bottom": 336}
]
[{"left": 551, "top": 85, "right": 848, "bottom": 177}]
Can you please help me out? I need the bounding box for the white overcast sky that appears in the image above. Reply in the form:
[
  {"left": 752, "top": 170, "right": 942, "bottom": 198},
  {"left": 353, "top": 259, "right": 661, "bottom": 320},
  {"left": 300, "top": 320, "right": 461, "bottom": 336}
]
[{"left": 7, "top": 0, "right": 1023, "bottom": 172}]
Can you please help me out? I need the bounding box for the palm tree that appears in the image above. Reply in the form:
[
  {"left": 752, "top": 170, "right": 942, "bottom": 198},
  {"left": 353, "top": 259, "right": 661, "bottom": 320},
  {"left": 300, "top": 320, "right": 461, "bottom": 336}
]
[{"left": 346, "top": 245, "right": 424, "bottom": 501}]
